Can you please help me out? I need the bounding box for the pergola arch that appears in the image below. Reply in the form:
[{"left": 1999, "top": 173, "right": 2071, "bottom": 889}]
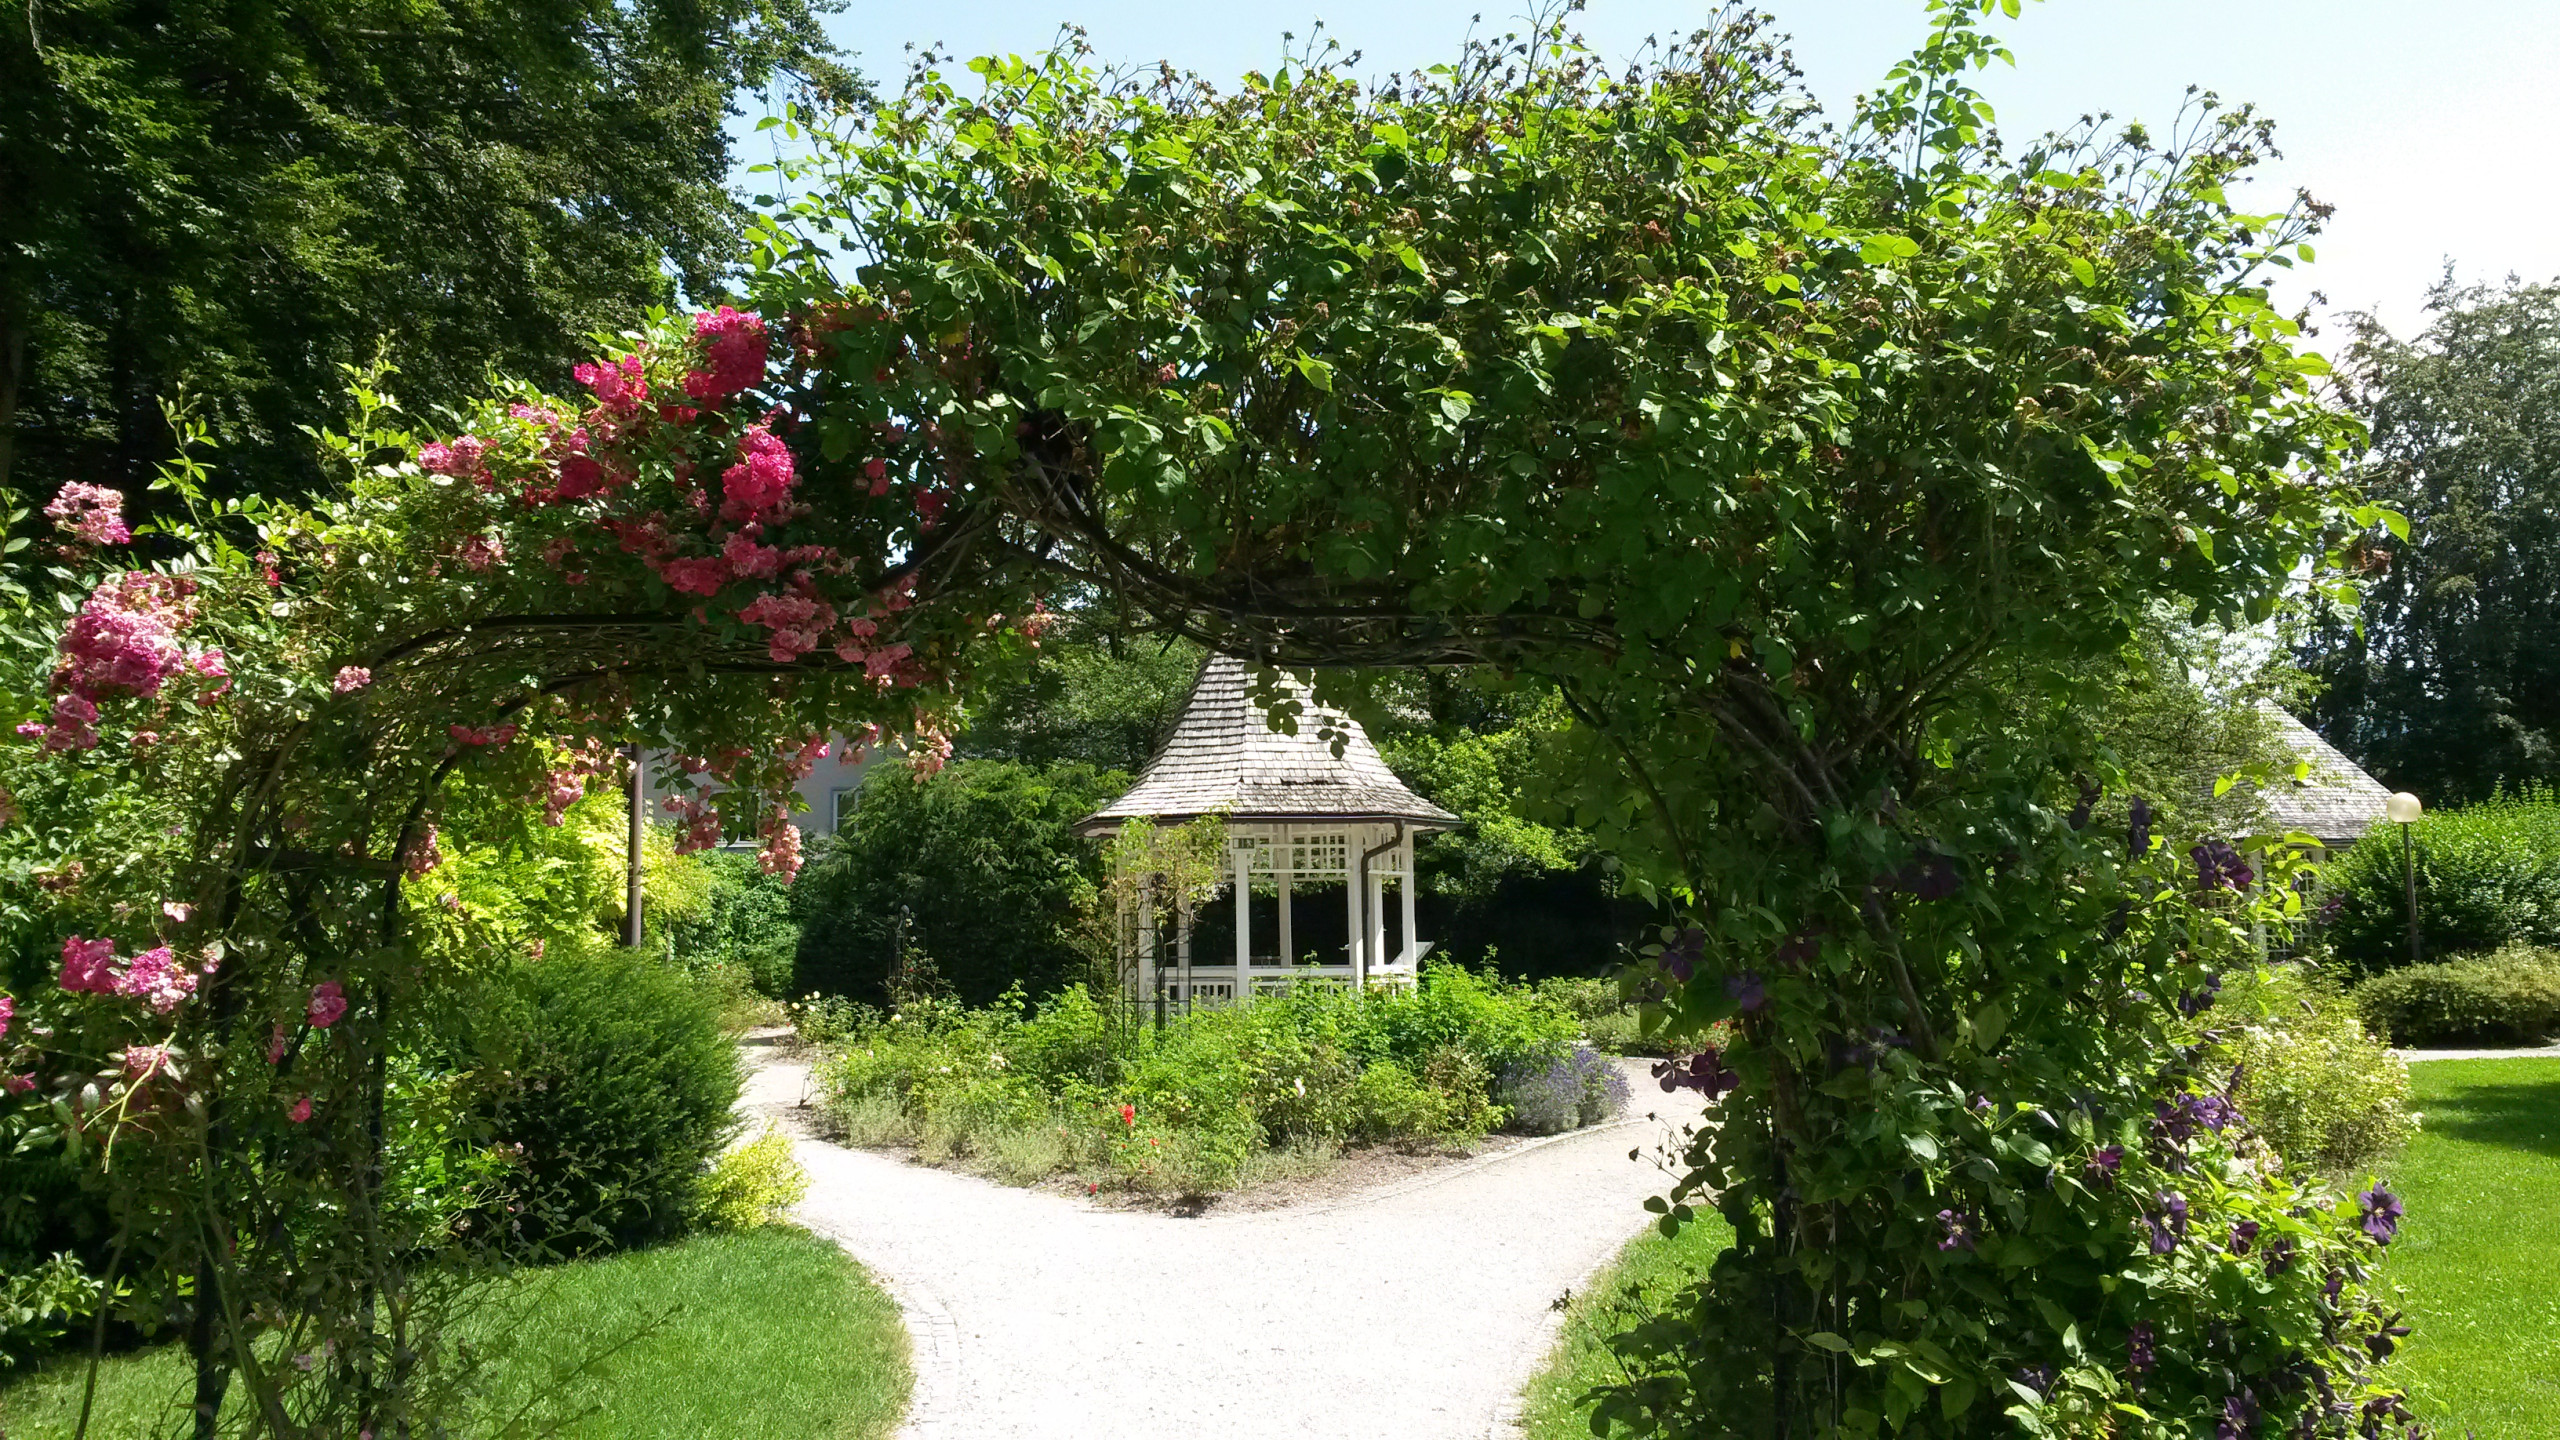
[{"left": 1076, "top": 656, "right": 1457, "bottom": 1010}]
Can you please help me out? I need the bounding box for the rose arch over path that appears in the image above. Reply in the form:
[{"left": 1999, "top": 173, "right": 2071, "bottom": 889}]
[{"left": 5, "top": 10, "right": 2423, "bottom": 1436}]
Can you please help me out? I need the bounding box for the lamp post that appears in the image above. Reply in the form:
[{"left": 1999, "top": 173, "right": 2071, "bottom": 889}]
[{"left": 2386, "top": 791, "right": 2424, "bottom": 968}]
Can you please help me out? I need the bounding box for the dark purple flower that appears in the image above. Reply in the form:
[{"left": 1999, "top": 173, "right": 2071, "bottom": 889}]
[
  {"left": 2359, "top": 1186, "right": 2403, "bottom": 1246},
  {"left": 1724, "top": 969, "right": 1767, "bottom": 1012},
  {"left": 1969, "top": 1093, "right": 1993, "bottom": 1114},
  {"left": 2126, "top": 1322, "right": 2156, "bottom": 1374},
  {"left": 2216, "top": 1389, "right": 2261, "bottom": 1440},
  {"left": 2262, "top": 1237, "right": 2296, "bottom": 1276},
  {"left": 2128, "top": 796, "right": 2154, "bottom": 857},
  {"left": 1770, "top": 926, "right": 1825, "bottom": 968},
  {"left": 2014, "top": 1364, "right": 2055, "bottom": 1397},
  {"left": 1653, "top": 1046, "right": 1739, "bottom": 1101},
  {"left": 2228, "top": 1219, "right": 2260, "bottom": 1256},
  {"left": 2364, "top": 1313, "right": 2410, "bottom": 1362},
  {"left": 1936, "top": 1208, "right": 1977, "bottom": 1252},
  {"left": 2146, "top": 1190, "right": 2190, "bottom": 1251},
  {"left": 1893, "top": 852, "right": 1963, "bottom": 901},
  {"left": 2192, "top": 840, "right": 2256, "bottom": 893},
  {"left": 2085, "top": 1144, "right": 2124, "bottom": 1184},
  {"left": 1658, "top": 926, "right": 1705, "bottom": 983},
  {"left": 2178, "top": 972, "right": 2223, "bottom": 1018},
  {"left": 2323, "top": 1269, "right": 2347, "bottom": 1306},
  {"left": 2067, "top": 776, "right": 2100, "bottom": 831}
]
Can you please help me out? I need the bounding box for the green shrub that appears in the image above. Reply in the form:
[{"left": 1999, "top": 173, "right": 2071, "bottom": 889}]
[
  {"left": 1535, "top": 974, "right": 1672, "bottom": 1055},
  {"left": 805, "top": 963, "right": 1573, "bottom": 1191},
  {"left": 2354, "top": 946, "right": 2560, "bottom": 1046},
  {"left": 663, "top": 849, "right": 799, "bottom": 997},
  {"left": 2319, "top": 790, "right": 2560, "bottom": 974},
  {"left": 2207, "top": 966, "right": 2418, "bottom": 1177},
  {"left": 790, "top": 760, "right": 1128, "bottom": 1005},
  {"left": 478, "top": 947, "right": 742, "bottom": 1255},
  {"left": 697, "top": 1125, "right": 811, "bottom": 1231}
]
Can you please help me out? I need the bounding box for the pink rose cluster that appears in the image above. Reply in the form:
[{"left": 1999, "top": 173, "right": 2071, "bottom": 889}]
[
  {"left": 540, "top": 740, "right": 616, "bottom": 826},
  {"left": 757, "top": 815, "right": 803, "bottom": 881},
  {"left": 46, "top": 483, "right": 132, "bottom": 546},
  {"left": 450, "top": 723, "right": 519, "bottom": 748},
  {"left": 419, "top": 434, "right": 493, "bottom": 482},
  {"left": 18, "top": 572, "right": 212, "bottom": 751},
  {"left": 333, "top": 666, "right": 372, "bottom": 694},
  {"left": 683, "top": 307, "right": 768, "bottom": 402},
  {"left": 661, "top": 792, "right": 725, "bottom": 854},
  {"left": 59, "top": 935, "right": 202, "bottom": 1014},
  {"left": 720, "top": 423, "right": 796, "bottom": 524},
  {"left": 401, "top": 822, "right": 445, "bottom": 878},
  {"left": 307, "top": 980, "right": 348, "bottom": 1028}
]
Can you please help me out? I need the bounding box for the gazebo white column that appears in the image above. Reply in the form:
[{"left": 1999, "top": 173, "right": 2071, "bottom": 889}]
[
  {"left": 1399, "top": 831, "right": 1419, "bottom": 968},
  {"left": 1233, "top": 842, "right": 1253, "bottom": 1007},
  {"left": 1347, "top": 828, "right": 1366, "bottom": 987},
  {"left": 1277, "top": 829, "right": 1294, "bottom": 968}
]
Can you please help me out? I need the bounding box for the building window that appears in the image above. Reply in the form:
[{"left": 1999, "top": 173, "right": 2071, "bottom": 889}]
[{"left": 830, "top": 787, "right": 860, "bottom": 833}]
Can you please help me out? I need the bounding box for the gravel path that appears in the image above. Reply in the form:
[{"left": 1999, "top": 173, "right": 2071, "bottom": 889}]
[
  {"left": 738, "top": 1040, "right": 1704, "bottom": 1440},
  {"left": 2394, "top": 1045, "right": 2560, "bottom": 1062}
]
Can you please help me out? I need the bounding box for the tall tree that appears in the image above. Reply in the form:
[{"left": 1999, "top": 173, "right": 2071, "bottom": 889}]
[
  {"left": 2305, "top": 278, "right": 2560, "bottom": 801},
  {"left": 0, "top": 0, "right": 855, "bottom": 499}
]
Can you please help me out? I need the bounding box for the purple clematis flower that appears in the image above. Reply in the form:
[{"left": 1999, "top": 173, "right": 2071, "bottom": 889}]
[
  {"left": 2085, "top": 1144, "right": 2124, "bottom": 1184},
  {"left": 2191, "top": 840, "right": 2256, "bottom": 893},
  {"left": 1658, "top": 926, "right": 1705, "bottom": 983},
  {"left": 2126, "top": 1322, "right": 2156, "bottom": 1375},
  {"left": 2214, "top": 1389, "right": 2260, "bottom": 1440},
  {"left": 2359, "top": 1186, "right": 2404, "bottom": 1246},
  {"left": 1936, "top": 1208, "right": 1977, "bottom": 1252},
  {"left": 1724, "top": 969, "right": 1767, "bottom": 1013},
  {"left": 2177, "top": 972, "right": 2223, "bottom": 1018},
  {"left": 2261, "top": 1237, "right": 2296, "bottom": 1276},
  {"left": 2128, "top": 796, "right": 2154, "bottom": 857},
  {"left": 2228, "top": 1219, "right": 2260, "bottom": 1256}
]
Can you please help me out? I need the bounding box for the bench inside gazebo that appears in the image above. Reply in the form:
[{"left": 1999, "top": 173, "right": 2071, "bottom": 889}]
[{"left": 1075, "top": 655, "right": 1459, "bottom": 1011}]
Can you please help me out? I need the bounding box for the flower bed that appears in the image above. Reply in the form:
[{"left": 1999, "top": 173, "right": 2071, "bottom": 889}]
[{"left": 805, "top": 965, "right": 1614, "bottom": 1194}]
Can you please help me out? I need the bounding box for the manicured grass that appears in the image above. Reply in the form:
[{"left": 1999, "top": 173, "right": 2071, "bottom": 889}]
[
  {"left": 0, "top": 1226, "right": 909, "bottom": 1440},
  {"left": 1519, "top": 1211, "right": 1736, "bottom": 1440},
  {"left": 2381, "top": 1058, "right": 2560, "bottom": 1437}
]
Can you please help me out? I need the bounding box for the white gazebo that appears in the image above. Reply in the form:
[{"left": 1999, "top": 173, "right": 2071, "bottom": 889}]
[{"left": 1076, "top": 655, "right": 1459, "bottom": 1011}]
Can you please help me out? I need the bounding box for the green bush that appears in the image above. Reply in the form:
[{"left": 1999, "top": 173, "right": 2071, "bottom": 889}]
[
  {"left": 2319, "top": 790, "right": 2560, "bottom": 974},
  {"left": 697, "top": 1125, "right": 811, "bottom": 1231},
  {"left": 2207, "top": 966, "right": 2418, "bottom": 1177},
  {"left": 790, "top": 760, "right": 1128, "bottom": 1005},
  {"left": 1535, "top": 974, "right": 1672, "bottom": 1055},
  {"left": 2354, "top": 946, "right": 2560, "bottom": 1047},
  {"left": 808, "top": 964, "right": 1574, "bottom": 1192},
  {"left": 663, "top": 849, "right": 799, "bottom": 997},
  {"left": 478, "top": 946, "right": 742, "bottom": 1255}
]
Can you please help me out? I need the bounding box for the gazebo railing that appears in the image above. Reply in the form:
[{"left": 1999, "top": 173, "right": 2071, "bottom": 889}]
[{"left": 1157, "top": 963, "right": 1423, "bottom": 1009}]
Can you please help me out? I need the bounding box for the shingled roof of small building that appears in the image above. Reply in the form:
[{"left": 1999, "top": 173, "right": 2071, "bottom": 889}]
[
  {"left": 1076, "top": 655, "right": 1460, "bottom": 835},
  {"left": 2254, "top": 703, "right": 2392, "bottom": 848}
]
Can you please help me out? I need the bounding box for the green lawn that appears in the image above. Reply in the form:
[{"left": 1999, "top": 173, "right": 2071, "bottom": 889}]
[
  {"left": 2382, "top": 1059, "right": 2560, "bottom": 1437},
  {"left": 0, "top": 1226, "right": 909, "bottom": 1440},
  {"left": 1519, "top": 1211, "right": 1736, "bottom": 1440},
  {"left": 1518, "top": 1060, "right": 2560, "bottom": 1439}
]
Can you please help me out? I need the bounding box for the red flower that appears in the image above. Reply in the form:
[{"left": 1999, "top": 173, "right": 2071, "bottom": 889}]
[{"left": 1119, "top": 1102, "right": 1136, "bottom": 1128}]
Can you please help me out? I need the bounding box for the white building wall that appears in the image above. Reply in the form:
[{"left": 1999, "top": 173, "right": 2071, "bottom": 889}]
[{"left": 639, "top": 733, "right": 881, "bottom": 840}]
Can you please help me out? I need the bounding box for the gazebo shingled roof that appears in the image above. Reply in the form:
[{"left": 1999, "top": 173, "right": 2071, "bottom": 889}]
[
  {"left": 1076, "top": 655, "right": 1459, "bottom": 836},
  {"left": 2253, "top": 702, "right": 2392, "bottom": 848}
]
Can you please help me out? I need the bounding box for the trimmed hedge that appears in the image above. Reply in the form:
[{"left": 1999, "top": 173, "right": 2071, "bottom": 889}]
[
  {"left": 2319, "top": 791, "right": 2560, "bottom": 974},
  {"left": 2354, "top": 946, "right": 2560, "bottom": 1047},
  {"left": 478, "top": 947, "right": 742, "bottom": 1255}
]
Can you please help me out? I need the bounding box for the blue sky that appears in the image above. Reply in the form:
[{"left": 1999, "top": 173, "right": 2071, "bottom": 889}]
[{"left": 746, "top": 0, "right": 2560, "bottom": 345}]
